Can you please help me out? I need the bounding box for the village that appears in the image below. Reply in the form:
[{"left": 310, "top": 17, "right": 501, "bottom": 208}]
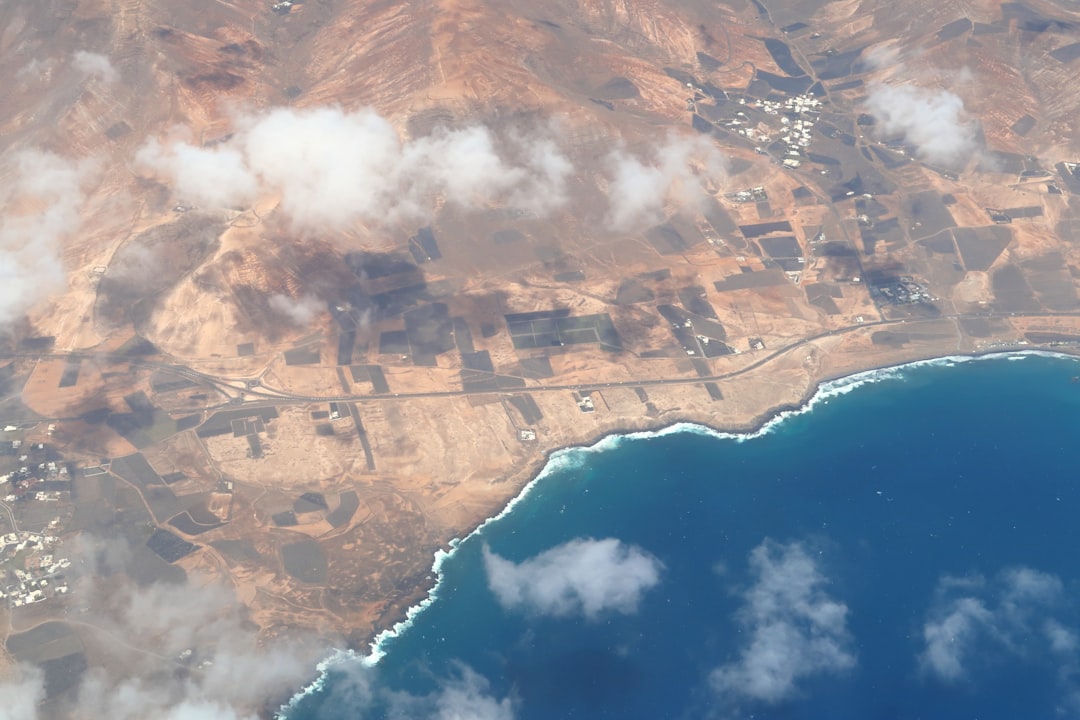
[
  {"left": 0, "top": 429, "right": 76, "bottom": 611},
  {"left": 0, "top": 530, "right": 71, "bottom": 608}
]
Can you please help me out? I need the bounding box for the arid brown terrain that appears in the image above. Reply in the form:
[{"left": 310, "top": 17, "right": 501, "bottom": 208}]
[{"left": 2, "top": 0, "right": 1080, "bottom": 716}]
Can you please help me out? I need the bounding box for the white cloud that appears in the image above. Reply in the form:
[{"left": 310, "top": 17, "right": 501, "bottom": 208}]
[
  {"left": 505, "top": 133, "right": 574, "bottom": 217},
  {"left": 136, "top": 107, "right": 575, "bottom": 230},
  {"left": 268, "top": 293, "right": 324, "bottom": 325},
  {"left": 710, "top": 540, "right": 855, "bottom": 705},
  {"left": 433, "top": 667, "right": 515, "bottom": 720},
  {"left": 16, "top": 58, "right": 54, "bottom": 81},
  {"left": 0, "top": 665, "right": 44, "bottom": 720},
  {"left": 76, "top": 674, "right": 261, "bottom": 720},
  {"left": 1045, "top": 619, "right": 1079, "bottom": 656},
  {"left": 72, "top": 51, "right": 118, "bottom": 83},
  {"left": 921, "top": 595, "right": 995, "bottom": 681},
  {"left": 138, "top": 108, "right": 732, "bottom": 234},
  {"left": 5, "top": 534, "right": 518, "bottom": 720},
  {"left": 0, "top": 149, "right": 93, "bottom": 326},
  {"left": 0, "top": 581, "right": 313, "bottom": 720},
  {"left": 482, "top": 537, "right": 663, "bottom": 619},
  {"left": 920, "top": 567, "right": 1072, "bottom": 683},
  {"left": 1000, "top": 566, "right": 1064, "bottom": 611},
  {"left": 134, "top": 138, "right": 260, "bottom": 211},
  {"left": 46, "top": 537, "right": 328, "bottom": 720},
  {"left": 604, "top": 132, "right": 725, "bottom": 232},
  {"left": 863, "top": 82, "right": 976, "bottom": 168},
  {"left": 312, "top": 662, "right": 513, "bottom": 720},
  {"left": 860, "top": 44, "right": 904, "bottom": 72}
]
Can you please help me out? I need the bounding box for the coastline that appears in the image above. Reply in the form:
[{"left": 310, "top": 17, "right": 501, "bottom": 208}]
[{"left": 277, "top": 345, "right": 1080, "bottom": 716}]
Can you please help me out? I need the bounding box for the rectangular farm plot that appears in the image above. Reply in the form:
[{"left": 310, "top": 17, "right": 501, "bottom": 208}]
[
  {"left": 378, "top": 330, "right": 410, "bottom": 355},
  {"left": 197, "top": 407, "right": 279, "bottom": 438},
  {"left": 505, "top": 312, "right": 622, "bottom": 350},
  {"left": 58, "top": 360, "right": 81, "bottom": 388},
  {"left": 110, "top": 453, "right": 163, "bottom": 489},
  {"left": 283, "top": 345, "right": 320, "bottom": 366},
  {"left": 146, "top": 529, "right": 198, "bottom": 563},
  {"left": 739, "top": 220, "right": 794, "bottom": 238}
]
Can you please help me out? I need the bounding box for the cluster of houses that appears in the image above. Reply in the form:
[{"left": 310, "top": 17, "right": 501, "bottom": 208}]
[
  {"left": 766, "top": 94, "right": 823, "bottom": 168},
  {"left": 0, "top": 531, "right": 71, "bottom": 608},
  {"left": 1, "top": 440, "right": 70, "bottom": 502},
  {"left": 716, "top": 92, "right": 823, "bottom": 170}
]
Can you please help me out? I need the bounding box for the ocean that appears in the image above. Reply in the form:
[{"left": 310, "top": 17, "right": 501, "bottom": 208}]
[{"left": 285, "top": 353, "right": 1080, "bottom": 720}]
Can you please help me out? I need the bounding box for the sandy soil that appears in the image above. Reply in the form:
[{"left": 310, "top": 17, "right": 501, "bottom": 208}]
[{"left": 6, "top": 0, "right": 1080, "bottom": 714}]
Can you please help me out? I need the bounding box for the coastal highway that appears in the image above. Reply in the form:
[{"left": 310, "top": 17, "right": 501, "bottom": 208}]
[
  {"left": 185, "top": 310, "right": 1080, "bottom": 404},
  {"left": 6, "top": 310, "right": 1079, "bottom": 414}
]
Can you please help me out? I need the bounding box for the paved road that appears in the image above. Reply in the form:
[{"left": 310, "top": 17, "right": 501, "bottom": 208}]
[
  {"left": 0, "top": 499, "right": 18, "bottom": 533},
  {"left": 7, "top": 310, "right": 1078, "bottom": 413},
  {"left": 210, "top": 310, "right": 1080, "bottom": 404}
]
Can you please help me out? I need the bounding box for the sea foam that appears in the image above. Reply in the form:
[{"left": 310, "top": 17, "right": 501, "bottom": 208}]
[{"left": 278, "top": 349, "right": 1069, "bottom": 716}]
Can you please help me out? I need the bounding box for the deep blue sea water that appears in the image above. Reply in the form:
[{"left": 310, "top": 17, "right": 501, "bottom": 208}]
[{"left": 287, "top": 354, "right": 1080, "bottom": 720}]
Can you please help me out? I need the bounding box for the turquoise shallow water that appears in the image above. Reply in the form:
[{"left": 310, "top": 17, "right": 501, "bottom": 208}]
[{"left": 287, "top": 354, "right": 1080, "bottom": 720}]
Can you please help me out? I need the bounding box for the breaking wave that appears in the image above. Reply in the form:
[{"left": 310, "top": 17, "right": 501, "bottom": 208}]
[{"left": 279, "top": 349, "right": 1066, "bottom": 716}]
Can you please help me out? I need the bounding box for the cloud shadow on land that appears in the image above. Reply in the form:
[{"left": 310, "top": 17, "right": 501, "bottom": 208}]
[{"left": 92, "top": 213, "right": 224, "bottom": 330}]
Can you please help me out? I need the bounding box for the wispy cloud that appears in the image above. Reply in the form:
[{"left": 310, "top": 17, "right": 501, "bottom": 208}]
[
  {"left": 604, "top": 132, "right": 725, "bottom": 232},
  {"left": 920, "top": 566, "right": 1071, "bottom": 683},
  {"left": 482, "top": 537, "right": 663, "bottom": 619},
  {"left": 0, "top": 534, "right": 330, "bottom": 720},
  {"left": 0, "top": 149, "right": 93, "bottom": 327},
  {"left": 313, "top": 662, "right": 514, "bottom": 720},
  {"left": 72, "top": 51, "right": 118, "bottom": 84},
  {"left": 268, "top": 293, "right": 324, "bottom": 325},
  {"left": 17, "top": 58, "right": 57, "bottom": 82},
  {"left": 710, "top": 540, "right": 855, "bottom": 706},
  {"left": 0, "top": 665, "right": 44, "bottom": 720},
  {"left": 1045, "top": 619, "right": 1079, "bottom": 655},
  {"left": 860, "top": 48, "right": 979, "bottom": 170},
  {"left": 921, "top": 593, "right": 995, "bottom": 681},
  {"left": 76, "top": 582, "right": 320, "bottom": 719},
  {"left": 431, "top": 667, "right": 516, "bottom": 720}
]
